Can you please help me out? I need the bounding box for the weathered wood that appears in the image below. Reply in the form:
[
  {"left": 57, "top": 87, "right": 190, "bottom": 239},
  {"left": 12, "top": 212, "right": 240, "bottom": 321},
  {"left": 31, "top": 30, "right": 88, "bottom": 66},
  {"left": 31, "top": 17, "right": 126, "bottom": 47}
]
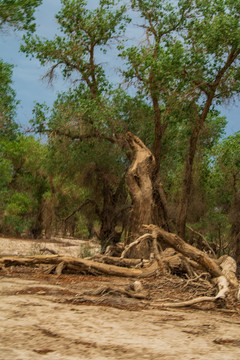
[
  {"left": 0, "top": 255, "right": 159, "bottom": 279},
  {"left": 125, "top": 132, "right": 156, "bottom": 244},
  {"left": 125, "top": 132, "right": 171, "bottom": 253},
  {"left": 90, "top": 255, "right": 149, "bottom": 268},
  {"left": 80, "top": 285, "right": 148, "bottom": 300},
  {"left": 157, "top": 296, "right": 217, "bottom": 308},
  {"left": 152, "top": 236, "right": 165, "bottom": 274},
  {"left": 121, "top": 234, "right": 151, "bottom": 259},
  {"left": 217, "top": 255, "right": 239, "bottom": 288},
  {"left": 40, "top": 264, "right": 57, "bottom": 274},
  {"left": 157, "top": 275, "right": 230, "bottom": 308},
  {"left": 144, "top": 225, "right": 223, "bottom": 278},
  {"left": 55, "top": 261, "right": 65, "bottom": 277}
]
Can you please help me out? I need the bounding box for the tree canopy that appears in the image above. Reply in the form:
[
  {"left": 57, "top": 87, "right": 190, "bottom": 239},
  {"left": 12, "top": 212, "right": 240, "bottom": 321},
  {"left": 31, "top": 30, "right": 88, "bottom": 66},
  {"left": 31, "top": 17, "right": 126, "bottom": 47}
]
[{"left": 0, "top": 0, "right": 42, "bottom": 32}]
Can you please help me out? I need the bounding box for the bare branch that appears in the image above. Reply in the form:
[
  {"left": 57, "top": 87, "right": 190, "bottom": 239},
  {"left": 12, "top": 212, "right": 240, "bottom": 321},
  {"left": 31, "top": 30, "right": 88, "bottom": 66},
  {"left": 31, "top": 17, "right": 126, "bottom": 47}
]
[
  {"left": 64, "top": 199, "right": 100, "bottom": 222},
  {"left": 50, "top": 128, "right": 116, "bottom": 144}
]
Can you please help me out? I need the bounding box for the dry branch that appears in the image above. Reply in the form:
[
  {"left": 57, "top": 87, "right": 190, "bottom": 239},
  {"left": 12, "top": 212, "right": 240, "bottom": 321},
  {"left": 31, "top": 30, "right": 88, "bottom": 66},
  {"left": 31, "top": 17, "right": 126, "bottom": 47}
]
[
  {"left": 156, "top": 275, "right": 229, "bottom": 308},
  {"left": 187, "top": 225, "right": 216, "bottom": 258},
  {"left": 152, "top": 237, "right": 165, "bottom": 274},
  {"left": 121, "top": 234, "right": 151, "bottom": 258},
  {"left": 157, "top": 296, "right": 221, "bottom": 308},
  {"left": 90, "top": 255, "right": 148, "bottom": 268}
]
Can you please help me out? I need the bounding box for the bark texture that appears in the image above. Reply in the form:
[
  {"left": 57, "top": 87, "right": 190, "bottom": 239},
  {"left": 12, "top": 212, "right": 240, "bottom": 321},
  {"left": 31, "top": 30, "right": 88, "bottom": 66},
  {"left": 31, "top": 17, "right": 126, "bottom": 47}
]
[
  {"left": 0, "top": 255, "right": 159, "bottom": 279},
  {"left": 231, "top": 192, "right": 240, "bottom": 274},
  {"left": 125, "top": 132, "right": 171, "bottom": 257}
]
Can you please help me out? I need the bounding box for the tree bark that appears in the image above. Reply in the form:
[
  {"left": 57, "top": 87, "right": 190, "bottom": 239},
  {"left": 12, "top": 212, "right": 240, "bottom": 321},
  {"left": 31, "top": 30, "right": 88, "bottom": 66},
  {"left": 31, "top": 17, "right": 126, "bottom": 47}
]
[
  {"left": 144, "top": 224, "right": 223, "bottom": 278},
  {"left": 231, "top": 191, "right": 240, "bottom": 274},
  {"left": 0, "top": 254, "right": 160, "bottom": 278},
  {"left": 98, "top": 176, "right": 127, "bottom": 253},
  {"left": 125, "top": 132, "right": 171, "bottom": 257}
]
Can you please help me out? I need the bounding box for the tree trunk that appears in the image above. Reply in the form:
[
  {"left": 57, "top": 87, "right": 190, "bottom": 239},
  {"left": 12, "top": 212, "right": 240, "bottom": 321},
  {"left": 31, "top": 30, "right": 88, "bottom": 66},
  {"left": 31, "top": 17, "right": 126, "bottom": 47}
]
[
  {"left": 177, "top": 48, "right": 239, "bottom": 239},
  {"left": 31, "top": 206, "right": 44, "bottom": 239},
  {"left": 125, "top": 132, "right": 171, "bottom": 257},
  {"left": 99, "top": 176, "right": 128, "bottom": 253},
  {"left": 231, "top": 192, "right": 240, "bottom": 275},
  {"left": 30, "top": 185, "right": 45, "bottom": 239},
  {"left": 177, "top": 95, "right": 214, "bottom": 239},
  {"left": 44, "top": 199, "right": 53, "bottom": 239}
]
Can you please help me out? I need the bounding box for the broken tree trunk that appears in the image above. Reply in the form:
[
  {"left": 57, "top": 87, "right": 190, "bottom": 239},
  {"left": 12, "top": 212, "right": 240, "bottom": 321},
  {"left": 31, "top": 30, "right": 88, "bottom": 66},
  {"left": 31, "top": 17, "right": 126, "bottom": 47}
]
[{"left": 125, "top": 132, "right": 172, "bottom": 258}]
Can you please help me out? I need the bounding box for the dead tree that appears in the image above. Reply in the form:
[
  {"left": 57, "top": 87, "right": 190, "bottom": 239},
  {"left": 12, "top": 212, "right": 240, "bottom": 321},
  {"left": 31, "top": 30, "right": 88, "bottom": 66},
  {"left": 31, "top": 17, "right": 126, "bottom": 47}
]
[{"left": 125, "top": 132, "right": 172, "bottom": 257}]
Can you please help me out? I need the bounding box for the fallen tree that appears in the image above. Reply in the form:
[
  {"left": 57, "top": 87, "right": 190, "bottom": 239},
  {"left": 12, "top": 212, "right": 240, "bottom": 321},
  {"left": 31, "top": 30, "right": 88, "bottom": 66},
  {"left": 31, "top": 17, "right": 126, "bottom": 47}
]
[
  {"left": 122, "top": 224, "right": 240, "bottom": 305},
  {"left": 0, "top": 229, "right": 240, "bottom": 307},
  {"left": 0, "top": 254, "right": 160, "bottom": 278},
  {"left": 0, "top": 224, "right": 239, "bottom": 308}
]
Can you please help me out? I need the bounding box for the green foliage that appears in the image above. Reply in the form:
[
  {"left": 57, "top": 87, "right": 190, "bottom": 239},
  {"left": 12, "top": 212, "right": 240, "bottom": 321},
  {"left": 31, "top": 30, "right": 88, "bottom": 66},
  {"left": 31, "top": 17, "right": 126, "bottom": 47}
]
[
  {"left": 211, "top": 131, "right": 240, "bottom": 209},
  {"left": 122, "top": 0, "right": 240, "bottom": 109},
  {"left": 21, "top": 0, "right": 129, "bottom": 94},
  {"left": 4, "top": 192, "right": 32, "bottom": 235},
  {"left": 0, "top": 59, "right": 19, "bottom": 138},
  {"left": 0, "top": 135, "right": 50, "bottom": 236},
  {"left": 0, "top": 0, "right": 42, "bottom": 32},
  {"left": 0, "top": 157, "right": 12, "bottom": 188},
  {"left": 6, "top": 192, "right": 31, "bottom": 216},
  {"left": 78, "top": 243, "right": 93, "bottom": 258}
]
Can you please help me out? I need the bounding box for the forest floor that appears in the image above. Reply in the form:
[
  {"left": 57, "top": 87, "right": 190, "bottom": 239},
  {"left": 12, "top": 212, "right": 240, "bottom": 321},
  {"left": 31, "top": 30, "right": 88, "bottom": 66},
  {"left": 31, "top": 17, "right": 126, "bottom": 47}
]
[{"left": 0, "top": 236, "right": 240, "bottom": 360}]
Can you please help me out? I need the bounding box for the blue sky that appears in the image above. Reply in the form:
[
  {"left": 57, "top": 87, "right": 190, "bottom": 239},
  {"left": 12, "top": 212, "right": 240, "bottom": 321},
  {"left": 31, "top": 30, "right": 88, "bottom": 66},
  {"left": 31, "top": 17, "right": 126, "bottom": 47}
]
[{"left": 0, "top": 0, "right": 239, "bottom": 136}]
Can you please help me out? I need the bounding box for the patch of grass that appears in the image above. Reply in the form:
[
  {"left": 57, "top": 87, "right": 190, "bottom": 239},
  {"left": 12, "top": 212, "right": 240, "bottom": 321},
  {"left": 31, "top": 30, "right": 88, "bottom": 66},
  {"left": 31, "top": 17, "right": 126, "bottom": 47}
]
[
  {"left": 28, "top": 243, "right": 41, "bottom": 256},
  {"left": 78, "top": 243, "right": 93, "bottom": 258}
]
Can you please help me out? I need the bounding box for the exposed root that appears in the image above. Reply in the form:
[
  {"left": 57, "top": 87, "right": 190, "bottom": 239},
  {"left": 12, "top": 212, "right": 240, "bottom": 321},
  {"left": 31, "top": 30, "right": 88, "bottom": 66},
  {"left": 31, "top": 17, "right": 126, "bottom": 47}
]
[
  {"left": 121, "top": 234, "right": 151, "bottom": 259},
  {"left": 158, "top": 296, "right": 224, "bottom": 308}
]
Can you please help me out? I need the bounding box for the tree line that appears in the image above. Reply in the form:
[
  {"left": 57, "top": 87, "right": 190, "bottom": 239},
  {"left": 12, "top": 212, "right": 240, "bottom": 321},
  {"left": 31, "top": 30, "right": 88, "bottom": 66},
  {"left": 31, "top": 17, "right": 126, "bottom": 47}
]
[{"left": 0, "top": 0, "right": 239, "bottom": 268}]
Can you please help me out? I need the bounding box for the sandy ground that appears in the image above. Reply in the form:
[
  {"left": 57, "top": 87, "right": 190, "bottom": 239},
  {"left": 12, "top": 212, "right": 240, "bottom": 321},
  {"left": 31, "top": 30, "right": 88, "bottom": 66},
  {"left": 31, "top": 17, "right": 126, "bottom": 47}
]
[
  {"left": 0, "top": 237, "right": 240, "bottom": 360},
  {"left": 0, "top": 236, "right": 100, "bottom": 257}
]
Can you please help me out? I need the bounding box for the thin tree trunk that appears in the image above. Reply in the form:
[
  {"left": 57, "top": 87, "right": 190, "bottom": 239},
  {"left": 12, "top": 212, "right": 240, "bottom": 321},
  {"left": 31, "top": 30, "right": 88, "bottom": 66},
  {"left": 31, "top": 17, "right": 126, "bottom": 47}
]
[
  {"left": 177, "top": 48, "right": 240, "bottom": 239},
  {"left": 99, "top": 176, "right": 127, "bottom": 253},
  {"left": 177, "top": 95, "right": 214, "bottom": 239},
  {"left": 231, "top": 190, "right": 240, "bottom": 274}
]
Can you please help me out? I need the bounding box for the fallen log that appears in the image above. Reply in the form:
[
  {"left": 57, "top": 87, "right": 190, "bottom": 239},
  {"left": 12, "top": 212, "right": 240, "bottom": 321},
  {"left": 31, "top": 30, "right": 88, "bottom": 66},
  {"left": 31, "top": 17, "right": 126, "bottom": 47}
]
[{"left": 0, "top": 255, "right": 160, "bottom": 279}]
